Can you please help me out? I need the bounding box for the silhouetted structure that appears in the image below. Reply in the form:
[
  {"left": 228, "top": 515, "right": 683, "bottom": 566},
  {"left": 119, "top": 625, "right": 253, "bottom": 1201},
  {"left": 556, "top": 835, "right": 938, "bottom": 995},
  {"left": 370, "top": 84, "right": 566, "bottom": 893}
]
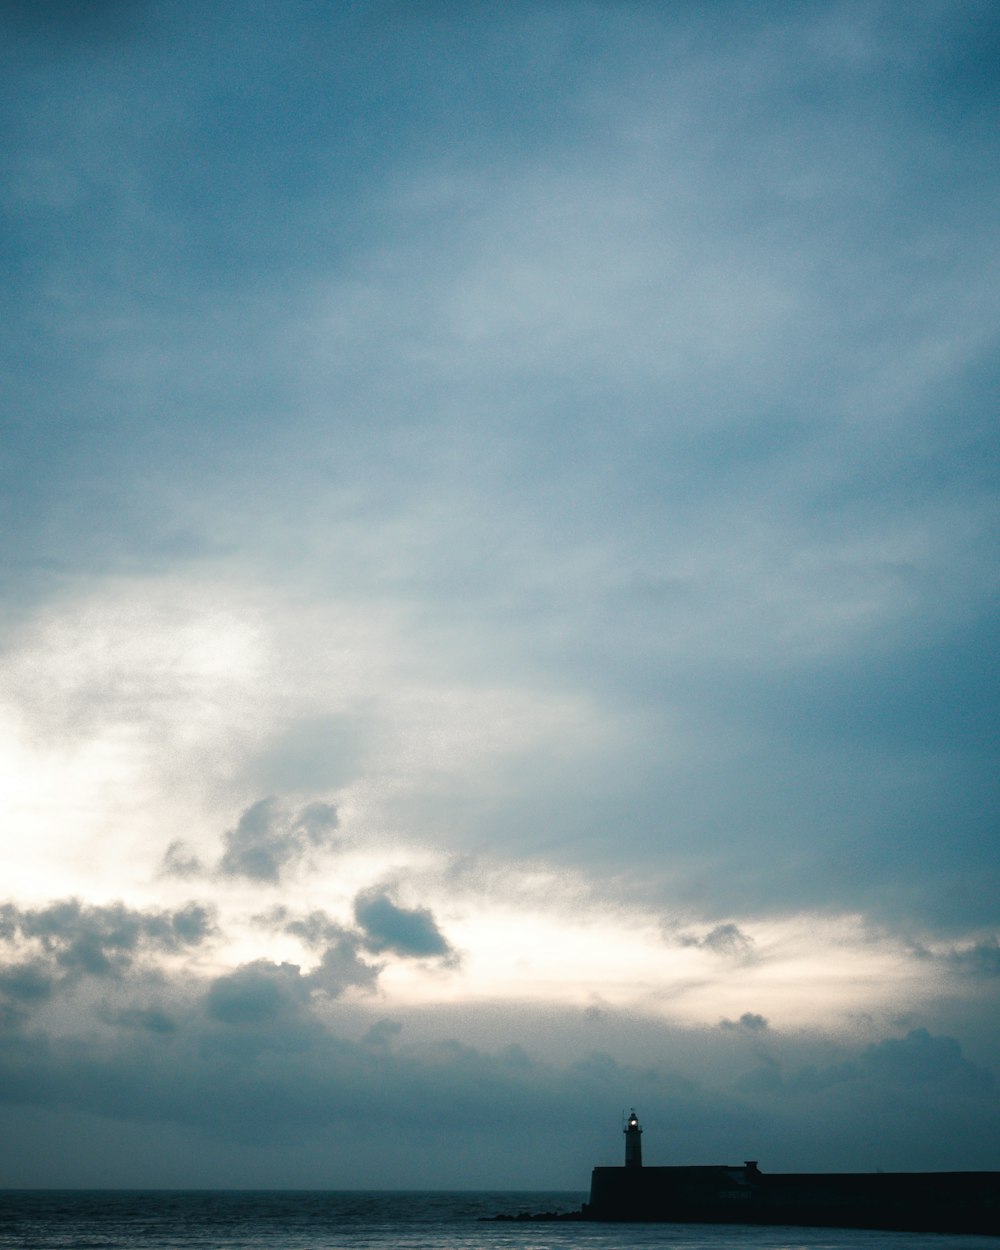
[
  {"left": 582, "top": 1112, "right": 1000, "bottom": 1234},
  {"left": 624, "top": 1109, "right": 642, "bottom": 1168}
]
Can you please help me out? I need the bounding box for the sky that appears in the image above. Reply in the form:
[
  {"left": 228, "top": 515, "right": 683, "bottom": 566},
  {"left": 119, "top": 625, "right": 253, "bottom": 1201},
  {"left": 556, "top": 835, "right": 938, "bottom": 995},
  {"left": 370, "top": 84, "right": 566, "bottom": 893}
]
[{"left": 1, "top": 0, "right": 998, "bottom": 1190}]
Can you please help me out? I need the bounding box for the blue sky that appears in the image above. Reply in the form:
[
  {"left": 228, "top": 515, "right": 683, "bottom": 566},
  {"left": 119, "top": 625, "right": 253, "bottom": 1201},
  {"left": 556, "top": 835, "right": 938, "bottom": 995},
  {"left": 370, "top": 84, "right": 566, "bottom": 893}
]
[{"left": 1, "top": 0, "right": 998, "bottom": 1187}]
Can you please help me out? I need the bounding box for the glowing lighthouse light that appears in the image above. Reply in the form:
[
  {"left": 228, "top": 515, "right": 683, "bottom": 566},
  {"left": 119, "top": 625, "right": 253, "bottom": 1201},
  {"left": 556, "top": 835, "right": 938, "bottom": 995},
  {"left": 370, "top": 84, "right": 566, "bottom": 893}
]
[{"left": 624, "top": 1108, "right": 643, "bottom": 1169}]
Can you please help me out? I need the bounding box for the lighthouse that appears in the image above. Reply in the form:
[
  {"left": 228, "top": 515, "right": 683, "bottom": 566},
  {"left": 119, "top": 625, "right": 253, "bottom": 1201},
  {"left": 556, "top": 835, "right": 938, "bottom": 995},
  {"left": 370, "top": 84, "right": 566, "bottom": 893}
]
[{"left": 624, "top": 1108, "right": 643, "bottom": 1168}]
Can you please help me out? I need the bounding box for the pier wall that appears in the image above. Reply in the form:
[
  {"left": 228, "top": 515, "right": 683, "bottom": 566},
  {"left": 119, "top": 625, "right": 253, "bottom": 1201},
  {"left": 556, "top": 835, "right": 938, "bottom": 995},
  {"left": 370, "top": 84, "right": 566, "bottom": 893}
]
[{"left": 586, "top": 1164, "right": 1000, "bottom": 1233}]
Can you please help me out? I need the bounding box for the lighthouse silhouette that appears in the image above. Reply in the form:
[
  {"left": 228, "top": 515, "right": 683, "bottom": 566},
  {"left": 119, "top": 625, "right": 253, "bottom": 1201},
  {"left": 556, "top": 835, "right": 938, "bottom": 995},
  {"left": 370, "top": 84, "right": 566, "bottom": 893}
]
[{"left": 624, "top": 1108, "right": 643, "bottom": 1168}]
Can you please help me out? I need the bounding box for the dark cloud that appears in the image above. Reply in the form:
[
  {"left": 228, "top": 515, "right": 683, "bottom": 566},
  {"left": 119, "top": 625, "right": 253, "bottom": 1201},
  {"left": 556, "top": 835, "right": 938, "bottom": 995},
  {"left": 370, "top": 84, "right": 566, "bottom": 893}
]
[
  {"left": 721, "top": 1012, "right": 769, "bottom": 1033},
  {"left": 0, "top": 960, "right": 55, "bottom": 1026},
  {"left": 734, "top": 1028, "right": 1000, "bottom": 1175},
  {"left": 951, "top": 936, "right": 1000, "bottom": 977},
  {"left": 859, "top": 1028, "right": 993, "bottom": 1093},
  {"left": 163, "top": 802, "right": 344, "bottom": 885},
  {"left": 0, "top": 899, "right": 214, "bottom": 1031},
  {"left": 909, "top": 934, "right": 1000, "bottom": 979},
  {"left": 679, "top": 923, "right": 756, "bottom": 961},
  {"left": 113, "top": 1007, "right": 177, "bottom": 1035},
  {"left": 353, "top": 888, "right": 454, "bottom": 961},
  {"left": 256, "top": 906, "right": 346, "bottom": 951},
  {"left": 217, "top": 798, "right": 340, "bottom": 884},
  {"left": 249, "top": 894, "right": 453, "bottom": 991},
  {"left": 0, "top": 899, "right": 215, "bottom": 981},
  {"left": 741, "top": 1028, "right": 995, "bottom": 1106},
  {"left": 205, "top": 922, "right": 381, "bottom": 1023},
  {"left": 307, "top": 936, "right": 382, "bottom": 998},
  {"left": 0, "top": 961, "right": 54, "bottom": 1004},
  {"left": 2, "top": 981, "right": 997, "bottom": 1187},
  {"left": 206, "top": 961, "right": 311, "bottom": 1027},
  {"left": 169, "top": 903, "right": 214, "bottom": 945},
  {"left": 161, "top": 840, "right": 204, "bottom": 879},
  {"left": 363, "top": 1018, "right": 403, "bottom": 1048},
  {"left": 252, "top": 906, "right": 383, "bottom": 997}
]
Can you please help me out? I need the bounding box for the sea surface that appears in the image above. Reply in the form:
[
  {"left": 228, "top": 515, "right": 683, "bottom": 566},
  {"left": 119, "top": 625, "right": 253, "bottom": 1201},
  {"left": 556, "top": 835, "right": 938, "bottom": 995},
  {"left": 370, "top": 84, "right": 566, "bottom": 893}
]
[{"left": 0, "top": 1190, "right": 997, "bottom": 1250}]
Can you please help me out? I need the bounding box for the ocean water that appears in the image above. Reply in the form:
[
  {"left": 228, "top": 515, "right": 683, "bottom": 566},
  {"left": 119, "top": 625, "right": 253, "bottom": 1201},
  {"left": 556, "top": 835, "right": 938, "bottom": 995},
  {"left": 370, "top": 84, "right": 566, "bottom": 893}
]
[{"left": 0, "top": 1191, "right": 997, "bottom": 1250}]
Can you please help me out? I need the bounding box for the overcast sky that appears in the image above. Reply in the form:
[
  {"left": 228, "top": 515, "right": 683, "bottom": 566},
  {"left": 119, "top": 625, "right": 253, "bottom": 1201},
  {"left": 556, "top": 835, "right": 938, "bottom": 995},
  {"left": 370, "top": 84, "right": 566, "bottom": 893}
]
[{"left": 1, "top": 0, "right": 999, "bottom": 1190}]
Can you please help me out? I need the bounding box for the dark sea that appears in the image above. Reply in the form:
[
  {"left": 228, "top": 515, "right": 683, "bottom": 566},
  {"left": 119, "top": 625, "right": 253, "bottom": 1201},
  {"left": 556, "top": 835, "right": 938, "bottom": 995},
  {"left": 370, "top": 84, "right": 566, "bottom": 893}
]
[{"left": 1, "top": 1191, "right": 997, "bottom": 1250}]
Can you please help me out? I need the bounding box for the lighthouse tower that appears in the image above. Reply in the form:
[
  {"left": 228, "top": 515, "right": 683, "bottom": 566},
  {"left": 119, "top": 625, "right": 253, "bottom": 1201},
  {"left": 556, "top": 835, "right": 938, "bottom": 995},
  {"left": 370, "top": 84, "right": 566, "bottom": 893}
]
[{"left": 624, "top": 1109, "right": 643, "bottom": 1168}]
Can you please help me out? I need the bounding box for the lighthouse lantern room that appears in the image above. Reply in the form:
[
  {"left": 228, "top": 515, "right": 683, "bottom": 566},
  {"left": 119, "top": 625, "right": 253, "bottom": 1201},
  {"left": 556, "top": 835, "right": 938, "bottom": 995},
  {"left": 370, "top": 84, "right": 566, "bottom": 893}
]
[{"left": 624, "top": 1109, "right": 643, "bottom": 1168}]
